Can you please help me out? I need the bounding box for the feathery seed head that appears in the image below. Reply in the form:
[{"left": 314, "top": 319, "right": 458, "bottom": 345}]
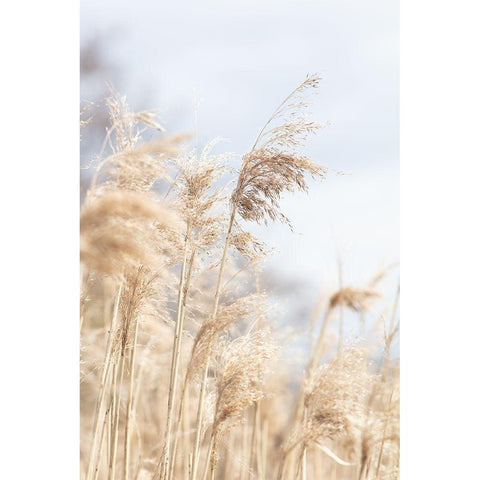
[
  {"left": 232, "top": 74, "right": 327, "bottom": 228},
  {"left": 213, "top": 330, "right": 276, "bottom": 437},
  {"left": 329, "top": 286, "right": 379, "bottom": 313},
  {"left": 80, "top": 190, "right": 177, "bottom": 275},
  {"left": 187, "top": 294, "right": 267, "bottom": 380},
  {"left": 301, "top": 347, "right": 373, "bottom": 452}
]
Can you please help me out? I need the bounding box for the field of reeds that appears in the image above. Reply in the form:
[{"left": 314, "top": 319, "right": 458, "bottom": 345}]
[{"left": 80, "top": 75, "right": 399, "bottom": 480}]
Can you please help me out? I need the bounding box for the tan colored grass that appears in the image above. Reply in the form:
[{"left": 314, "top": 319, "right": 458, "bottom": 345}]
[{"left": 80, "top": 77, "right": 399, "bottom": 480}]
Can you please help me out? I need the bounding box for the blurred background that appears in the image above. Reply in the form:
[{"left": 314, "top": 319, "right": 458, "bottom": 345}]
[{"left": 80, "top": 0, "right": 399, "bottom": 353}]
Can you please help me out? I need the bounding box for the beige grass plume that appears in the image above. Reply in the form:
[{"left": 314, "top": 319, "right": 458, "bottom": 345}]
[
  {"left": 207, "top": 329, "right": 276, "bottom": 476},
  {"left": 278, "top": 346, "right": 372, "bottom": 479},
  {"left": 328, "top": 286, "right": 379, "bottom": 313},
  {"left": 89, "top": 87, "right": 185, "bottom": 194},
  {"left": 232, "top": 74, "right": 327, "bottom": 227},
  {"left": 80, "top": 190, "right": 177, "bottom": 275},
  {"left": 173, "top": 140, "right": 229, "bottom": 252},
  {"left": 213, "top": 330, "right": 275, "bottom": 435},
  {"left": 186, "top": 293, "right": 267, "bottom": 381}
]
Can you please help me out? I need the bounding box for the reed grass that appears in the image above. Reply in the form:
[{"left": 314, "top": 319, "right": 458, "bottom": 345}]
[{"left": 80, "top": 77, "right": 399, "bottom": 480}]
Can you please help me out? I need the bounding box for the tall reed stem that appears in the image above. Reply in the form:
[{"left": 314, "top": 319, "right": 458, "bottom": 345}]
[
  {"left": 191, "top": 209, "right": 236, "bottom": 480},
  {"left": 337, "top": 258, "right": 344, "bottom": 353},
  {"left": 201, "top": 434, "right": 215, "bottom": 480},
  {"left": 301, "top": 447, "right": 307, "bottom": 480},
  {"left": 249, "top": 404, "right": 259, "bottom": 479},
  {"left": 261, "top": 418, "right": 268, "bottom": 479},
  {"left": 87, "top": 282, "right": 123, "bottom": 480},
  {"left": 123, "top": 314, "right": 140, "bottom": 480},
  {"left": 168, "top": 249, "right": 197, "bottom": 480},
  {"left": 374, "top": 389, "right": 394, "bottom": 479},
  {"left": 288, "top": 306, "right": 333, "bottom": 448},
  {"left": 161, "top": 223, "right": 191, "bottom": 479},
  {"left": 109, "top": 351, "right": 126, "bottom": 480}
]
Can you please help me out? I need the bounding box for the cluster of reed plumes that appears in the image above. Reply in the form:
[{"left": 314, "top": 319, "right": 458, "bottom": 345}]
[{"left": 80, "top": 75, "right": 399, "bottom": 480}]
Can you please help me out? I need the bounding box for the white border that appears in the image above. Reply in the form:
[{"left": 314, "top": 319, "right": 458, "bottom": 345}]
[
  {"left": 401, "top": 0, "right": 480, "bottom": 477},
  {"left": 1, "top": 0, "right": 79, "bottom": 477}
]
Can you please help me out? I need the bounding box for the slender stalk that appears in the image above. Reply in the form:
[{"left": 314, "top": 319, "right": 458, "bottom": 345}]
[
  {"left": 295, "top": 411, "right": 309, "bottom": 480},
  {"left": 261, "top": 419, "right": 268, "bottom": 480},
  {"left": 87, "top": 282, "right": 123, "bottom": 480},
  {"left": 123, "top": 315, "right": 140, "bottom": 480},
  {"left": 182, "top": 386, "right": 191, "bottom": 480},
  {"left": 109, "top": 268, "right": 141, "bottom": 480},
  {"left": 161, "top": 223, "right": 191, "bottom": 479},
  {"left": 169, "top": 372, "right": 189, "bottom": 479},
  {"left": 223, "top": 431, "right": 233, "bottom": 480},
  {"left": 205, "top": 431, "right": 218, "bottom": 480},
  {"left": 314, "top": 444, "right": 321, "bottom": 480},
  {"left": 191, "top": 209, "right": 236, "bottom": 480},
  {"left": 255, "top": 404, "right": 264, "bottom": 480},
  {"left": 191, "top": 359, "right": 209, "bottom": 480},
  {"left": 289, "top": 306, "right": 333, "bottom": 445},
  {"left": 240, "top": 421, "right": 249, "bottom": 480},
  {"left": 277, "top": 440, "right": 301, "bottom": 480},
  {"left": 109, "top": 352, "right": 126, "bottom": 480},
  {"left": 310, "top": 307, "right": 333, "bottom": 374},
  {"left": 295, "top": 448, "right": 303, "bottom": 479},
  {"left": 375, "top": 389, "right": 394, "bottom": 479},
  {"left": 105, "top": 397, "right": 113, "bottom": 478},
  {"left": 358, "top": 458, "right": 366, "bottom": 480},
  {"left": 168, "top": 249, "right": 197, "bottom": 480},
  {"left": 108, "top": 361, "right": 119, "bottom": 480},
  {"left": 93, "top": 397, "right": 113, "bottom": 480},
  {"left": 169, "top": 378, "right": 189, "bottom": 480},
  {"left": 80, "top": 271, "right": 91, "bottom": 332},
  {"left": 337, "top": 258, "right": 344, "bottom": 353},
  {"left": 276, "top": 456, "right": 284, "bottom": 480},
  {"left": 249, "top": 405, "right": 258, "bottom": 479},
  {"left": 188, "top": 454, "right": 193, "bottom": 480},
  {"left": 364, "top": 455, "right": 373, "bottom": 480},
  {"left": 301, "top": 447, "right": 307, "bottom": 480}
]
